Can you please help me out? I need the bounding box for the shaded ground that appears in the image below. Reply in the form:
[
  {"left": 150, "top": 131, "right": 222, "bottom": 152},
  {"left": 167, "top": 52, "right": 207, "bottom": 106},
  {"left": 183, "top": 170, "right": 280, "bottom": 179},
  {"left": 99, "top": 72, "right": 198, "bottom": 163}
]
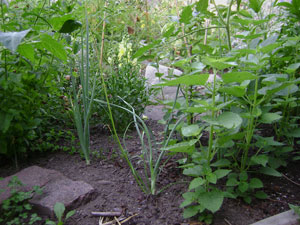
[{"left": 0, "top": 120, "right": 299, "bottom": 225}]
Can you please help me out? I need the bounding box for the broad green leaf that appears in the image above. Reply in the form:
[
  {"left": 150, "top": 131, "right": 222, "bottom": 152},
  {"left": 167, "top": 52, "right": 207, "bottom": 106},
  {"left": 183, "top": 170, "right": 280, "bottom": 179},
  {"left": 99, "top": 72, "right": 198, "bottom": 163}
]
[
  {"left": 183, "top": 165, "right": 203, "bottom": 177},
  {"left": 40, "top": 34, "right": 67, "bottom": 62},
  {"left": 219, "top": 86, "right": 246, "bottom": 97},
  {"left": 0, "top": 29, "right": 31, "bottom": 52},
  {"left": 287, "top": 128, "right": 300, "bottom": 137},
  {"left": 132, "top": 40, "right": 160, "bottom": 59},
  {"left": 276, "top": 84, "right": 298, "bottom": 96},
  {"left": 226, "top": 177, "right": 239, "bottom": 186},
  {"left": 238, "top": 181, "right": 249, "bottom": 193},
  {"left": 183, "top": 205, "right": 201, "bottom": 218},
  {"left": 54, "top": 202, "right": 65, "bottom": 221},
  {"left": 59, "top": 20, "right": 82, "bottom": 34},
  {"left": 260, "top": 35, "right": 278, "bottom": 47},
  {"left": 18, "top": 43, "right": 35, "bottom": 62},
  {"left": 259, "top": 43, "right": 281, "bottom": 54},
  {"left": 255, "top": 136, "right": 283, "bottom": 147},
  {"left": 202, "top": 57, "right": 236, "bottom": 70},
  {"left": 161, "top": 139, "right": 197, "bottom": 153},
  {"left": 255, "top": 191, "right": 268, "bottom": 199},
  {"left": 180, "top": 5, "right": 193, "bottom": 24},
  {"left": 286, "top": 63, "right": 300, "bottom": 73},
  {"left": 189, "top": 178, "right": 205, "bottom": 190},
  {"left": 207, "top": 173, "right": 217, "bottom": 184},
  {"left": 222, "top": 72, "right": 257, "bottom": 84},
  {"left": 249, "top": 0, "right": 265, "bottom": 13},
  {"left": 155, "top": 74, "right": 209, "bottom": 86},
  {"left": 196, "top": 0, "right": 209, "bottom": 13},
  {"left": 260, "top": 113, "right": 282, "bottom": 124},
  {"left": 50, "top": 14, "right": 74, "bottom": 31},
  {"left": 251, "top": 155, "right": 268, "bottom": 167},
  {"left": 0, "top": 112, "right": 13, "bottom": 133},
  {"left": 182, "top": 124, "right": 201, "bottom": 137},
  {"left": 198, "top": 191, "right": 224, "bottom": 213},
  {"left": 163, "top": 24, "right": 175, "bottom": 38},
  {"left": 239, "top": 171, "right": 248, "bottom": 181},
  {"left": 217, "top": 112, "right": 242, "bottom": 129},
  {"left": 239, "top": 10, "right": 253, "bottom": 18},
  {"left": 249, "top": 178, "right": 263, "bottom": 189},
  {"left": 191, "top": 62, "right": 206, "bottom": 71},
  {"left": 214, "top": 169, "right": 231, "bottom": 179},
  {"left": 211, "top": 159, "right": 231, "bottom": 167},
  {"left": 259, "top": 167, "right": 282, "bottom": 177}
]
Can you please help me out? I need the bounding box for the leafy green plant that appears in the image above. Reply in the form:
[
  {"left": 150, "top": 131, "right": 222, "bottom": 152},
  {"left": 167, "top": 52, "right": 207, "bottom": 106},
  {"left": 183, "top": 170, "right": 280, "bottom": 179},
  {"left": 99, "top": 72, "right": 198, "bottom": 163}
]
[
  {"left": 0, "top": 176, "right": 42, "bottom": 225},
  {"left": 46, "top": 202, "right": 75, "bottom": 225}
]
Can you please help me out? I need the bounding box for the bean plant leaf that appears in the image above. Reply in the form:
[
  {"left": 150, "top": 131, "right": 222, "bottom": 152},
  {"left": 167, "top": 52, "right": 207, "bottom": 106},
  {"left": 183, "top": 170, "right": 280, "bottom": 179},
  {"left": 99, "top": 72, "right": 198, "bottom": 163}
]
[
  {"left": 222, "top": 72, "right": 257, "bottom": 84},
  {"left": 18, "top": 43, "right": 35, "bottom": 62},
  {"left": 217, "top": 112, "right": 242, "bottom": 129},
  {"left": 163, "top": 24, "right": 175, "bottom": 38},
  {"left": 0, "top": 112, "right": 13, "bottom": 133},
  {"left": 251, "top": 155, "right": 268, "bottom": 167},
  {"left": 249, "top": 178, "right": 263, "bottom": 189},
  {"left": 226, "top": 178, "right": 239, "bottom": 186},
  {"left": 183, "top": 205, "right": 201, "bottom": 218},
  {"left": 214, "top": 169, "right": 231, "bottom": 179},
  {"left": 211, "top": 159, "right": 231, "bottom": 167},
  {"left": 180, "top": 5, "right": 193, "bottom": 24},
  {"left": 249, "top": 0, "right": 265, "bottom": 13},
  {"left": 219, "top": 86, "right": 246, "bottom": 97},
  {"left": 40, "top": 33, "right": 67, "bottom": 62},
  {"left": 189, "top": 178, "right": 205, "bottom": 190},
  {"left": 183, "top": 165, "right": 203, "bottom": 177},
  {"left": 255, "top": 191, "right": 268, "bottom": 199},
  {"left": 59, "top": 20, "right": 82, "bottom": 34},
  {"left": 50, "top": 14, "right": 74, "bottom": 31},
  {"left": 259, "top": 167, "right": 282, "bottom": 177},
  {"left": 0, "top": 29, "right": 31, "bottom": 52},
  {"left": 161, "top": 139, "right": 197, "bottom": 153},
  {"left": 196, "top": 0, "right": 209, "bottom": 13},
  {"left": 260, "top": 113, "right": 282, "bottom": 124},
  {"left": 198, "top": 191, "right": 224, "bottom": 213},
  {"left": 132, "top": 40, "right": 160, "bottom": 59},
  {"left": 155, "top": 74, "right": 209, "bottom": 86},
  {"left": 238, "top": 181, "right": 249, "bottom": 193},
  {"left": 182, "top": 124, "right": 201, "bottom": 137}
]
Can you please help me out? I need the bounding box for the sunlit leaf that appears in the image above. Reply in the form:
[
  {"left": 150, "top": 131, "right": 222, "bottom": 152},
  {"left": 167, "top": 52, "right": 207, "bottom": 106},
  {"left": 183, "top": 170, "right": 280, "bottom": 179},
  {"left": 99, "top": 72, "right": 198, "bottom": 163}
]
[
  {"left": 222, "top": 72, "right": 257, "bottom": 84},
  {"left": 180, "top": 5, "right": 193, "bottom": 24},
  {"left": 217, "top": 112, "right": 242, "bottom": 129},
  {"left": 155, "top": 74, "right": 209, "bottom": 86},
  {"left": 198, "top": 191, "right": 224, "bottom": 213},
  {"left": 182, "top": 124, "right": 201, "bottom": 137},
  {"left": 40, "top": 33, "right": 67, "bottom": 62}
]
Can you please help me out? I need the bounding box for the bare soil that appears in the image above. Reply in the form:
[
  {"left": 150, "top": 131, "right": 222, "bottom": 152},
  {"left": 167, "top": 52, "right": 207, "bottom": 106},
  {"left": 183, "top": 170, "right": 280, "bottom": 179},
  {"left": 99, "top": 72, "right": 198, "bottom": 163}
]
[{"left": 0, "top": 120, "right": 299, "bottom": 225}]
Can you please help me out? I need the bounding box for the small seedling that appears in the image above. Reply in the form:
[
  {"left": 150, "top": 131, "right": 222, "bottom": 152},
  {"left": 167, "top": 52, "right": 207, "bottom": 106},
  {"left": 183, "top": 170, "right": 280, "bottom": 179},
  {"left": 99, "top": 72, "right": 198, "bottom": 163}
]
[{"left": 46, "top": 202, "right": 75, "bottom": 225}]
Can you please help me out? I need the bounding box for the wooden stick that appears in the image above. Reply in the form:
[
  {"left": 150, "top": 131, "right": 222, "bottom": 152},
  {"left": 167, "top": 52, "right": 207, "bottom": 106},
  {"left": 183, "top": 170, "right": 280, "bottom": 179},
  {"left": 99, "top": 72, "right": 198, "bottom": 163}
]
[{"left": 91, "top": 211, "right": 122, "bottom": 217}]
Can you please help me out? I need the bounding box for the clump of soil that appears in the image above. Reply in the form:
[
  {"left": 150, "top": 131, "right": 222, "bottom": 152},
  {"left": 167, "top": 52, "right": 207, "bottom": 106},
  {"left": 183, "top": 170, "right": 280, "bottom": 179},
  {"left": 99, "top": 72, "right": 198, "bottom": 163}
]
[{"left": 0, "top": 120, "right": 299, "bottom": 225}]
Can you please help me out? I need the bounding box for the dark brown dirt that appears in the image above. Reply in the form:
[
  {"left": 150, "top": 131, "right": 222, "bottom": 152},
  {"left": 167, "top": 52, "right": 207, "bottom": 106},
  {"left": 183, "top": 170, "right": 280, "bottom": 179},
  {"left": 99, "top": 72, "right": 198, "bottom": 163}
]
[{"left": 0, "top": 120, "right": 299, "bottom": 225}]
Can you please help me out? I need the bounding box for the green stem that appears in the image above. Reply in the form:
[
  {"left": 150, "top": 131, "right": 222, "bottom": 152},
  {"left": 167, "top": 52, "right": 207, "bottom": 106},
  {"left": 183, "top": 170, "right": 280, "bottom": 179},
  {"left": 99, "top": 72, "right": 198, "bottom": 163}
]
[
  {"left": 208, "top": 70, "right": 217, "bottom": 163},
  {"left": 241, "top": 78, "right": 259, "bottom": 170}
]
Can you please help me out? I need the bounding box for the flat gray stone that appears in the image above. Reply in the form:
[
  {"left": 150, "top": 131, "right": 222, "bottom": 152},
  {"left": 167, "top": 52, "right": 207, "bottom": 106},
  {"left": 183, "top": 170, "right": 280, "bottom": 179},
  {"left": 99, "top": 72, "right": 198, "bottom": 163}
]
[
  {"left": 30, "top": 177, "right": 96, "bottom": 216},
  {"left": 0, "top": 166, "right": 64, "bottom": 204},
  {"left": 0, "top": 166, "right": 96, "bottom": 216},
  {"left": 145, "top": 64, "right": 182, "bottom": 100},
  {"left": 251, "top": 210, "right": 300, "bottom": 225}
]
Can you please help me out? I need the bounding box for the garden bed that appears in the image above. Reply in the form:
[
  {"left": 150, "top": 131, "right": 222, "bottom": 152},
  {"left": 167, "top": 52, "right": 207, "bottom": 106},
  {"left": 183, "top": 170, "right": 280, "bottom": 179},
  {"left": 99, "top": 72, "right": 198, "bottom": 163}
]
[{"left": 0, "top": 120, "right": 299, "bottom": 225}]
